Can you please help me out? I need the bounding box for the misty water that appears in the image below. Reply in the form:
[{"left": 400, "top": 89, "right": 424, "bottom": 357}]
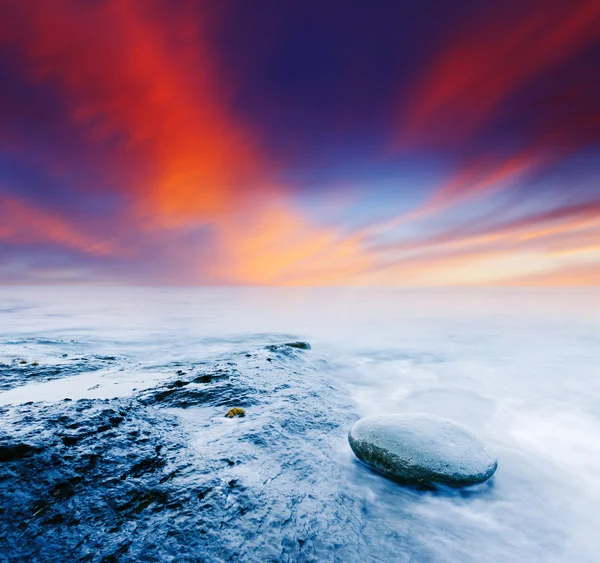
[{"left": 1, "top": 287, "right": 599, "bottom": 562}]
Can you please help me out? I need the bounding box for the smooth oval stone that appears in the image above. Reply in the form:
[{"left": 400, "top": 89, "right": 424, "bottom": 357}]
[{"left": 348, "top": 413, "right": 497, "bottom": 487}]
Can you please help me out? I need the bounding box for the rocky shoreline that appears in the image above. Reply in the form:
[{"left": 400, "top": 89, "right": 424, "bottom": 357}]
[{"left": 1, "top": 344, "right": 375, "bottom": 562}]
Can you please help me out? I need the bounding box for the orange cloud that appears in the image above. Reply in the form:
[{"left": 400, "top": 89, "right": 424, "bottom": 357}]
[
  {"left": 0, "top": 193, "right": 111, "bottom": 254},
  {"left": 504, "top": 262, "right": 600, "bottom": 286},
  {"left": 354, "top": 197, "right": 600, "bottom": 285},
  {"left": 355, "top": 145, "right": 544, "bottom": 245},
  {"left": 425, "top": 148, "right": 542, "bottom": 213},
  {"left": 212, "top": 201, "right": 372, "bottom": 285},
  {"left": 373, "top": 197, "right": 600, "bottom": 257}
]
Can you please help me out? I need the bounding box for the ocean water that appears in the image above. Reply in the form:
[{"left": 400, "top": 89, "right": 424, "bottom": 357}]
[{"left": 1, "top": 287, "right": 599, "bottom": 562}]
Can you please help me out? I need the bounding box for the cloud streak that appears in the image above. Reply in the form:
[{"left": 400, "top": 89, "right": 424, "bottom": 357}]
[
  {"left": 0, "top": 192, "right": 112, "bottom": 255},
  {"left": 399, "top": 0, "right": 600, "bottom": 147}
]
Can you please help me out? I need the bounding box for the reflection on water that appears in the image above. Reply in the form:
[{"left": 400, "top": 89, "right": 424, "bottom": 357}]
[{"left": 0, "top": 287, "right": 599, "bottom": 562}]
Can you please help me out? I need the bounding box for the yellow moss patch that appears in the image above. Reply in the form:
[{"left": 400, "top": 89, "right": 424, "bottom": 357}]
[{"left": 225, "top": 407, "right": 246, "bottom": 418}]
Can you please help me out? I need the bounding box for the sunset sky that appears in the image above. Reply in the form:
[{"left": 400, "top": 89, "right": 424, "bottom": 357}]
[{"left": 0, "top": 0, "right": 599, "bottom": 285}]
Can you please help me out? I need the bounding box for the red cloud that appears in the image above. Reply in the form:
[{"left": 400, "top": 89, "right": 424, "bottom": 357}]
[
  {"left": 388, "top": 0, "right": 600, "bottom": 218},
  {"left": 400, "top": 0, "right": 600, "bottom": 147},
  {"left": 0, "top": 0, "right": 273, "bottom": 225}
]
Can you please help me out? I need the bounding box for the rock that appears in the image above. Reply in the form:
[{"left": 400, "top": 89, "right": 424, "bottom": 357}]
[
  {"left": 348, "top": 413, "right": 497, "bottom": 487},
  {"left": 0, "top": 442, "right": 41, "bottom": 462},
  {"left": 284, "top": 341, "right": 311, "bottom": 350},
  {"left": 265, "top": 341, "right": 311, "bottom": 352},
  {"left": 193, "top": 374, "right": 212, "bottom": 384}
]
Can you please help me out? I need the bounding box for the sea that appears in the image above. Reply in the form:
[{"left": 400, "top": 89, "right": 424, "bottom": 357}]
[{"left": 1, "top": 286, "right": 599, "bottom": 562}]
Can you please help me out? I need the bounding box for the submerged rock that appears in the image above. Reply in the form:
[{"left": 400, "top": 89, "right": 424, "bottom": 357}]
[
  {"left": 265, "top": 341, "right": 311, "bottom": 352},
  {"left": 348, "top": 413, "right": 497, "bottom": 487},
  {"left": 284, "top": 341, "right": 311, "bottom": 350}
]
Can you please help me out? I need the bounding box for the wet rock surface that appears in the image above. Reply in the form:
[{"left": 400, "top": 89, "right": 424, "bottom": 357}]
[
  {"left": 265, "top": 341, "right": 311, "bottom": 352},
  {"left": 0, "top": 346, "right": 388, "bottom": 563},
  {"left": 0, "top": 353, "right": 119, "bottom": 392},
  {"left": 348, "top": 414, "right": 498, "bottom": 487}
]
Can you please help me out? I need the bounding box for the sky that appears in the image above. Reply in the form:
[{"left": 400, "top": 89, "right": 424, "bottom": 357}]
[{"left": 0, "top": 0, "right": 599, "bottom": 286}]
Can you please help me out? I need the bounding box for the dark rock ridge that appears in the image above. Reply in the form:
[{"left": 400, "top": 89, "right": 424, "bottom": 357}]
[
  {"left": 283, "top": 341, "right": 311, "bottom": 350},
  {"left": 265, "top": 341, "right": 311, "bottom": 352}
]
